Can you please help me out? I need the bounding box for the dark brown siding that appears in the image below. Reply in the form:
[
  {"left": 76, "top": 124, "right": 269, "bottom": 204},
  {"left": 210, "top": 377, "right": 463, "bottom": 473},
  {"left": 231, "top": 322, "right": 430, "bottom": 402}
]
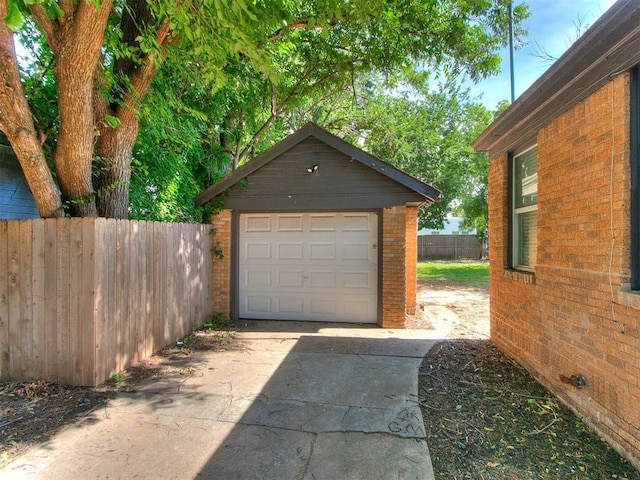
[{"left": 222, "top": 138, "right": 426, "bottom": 210}]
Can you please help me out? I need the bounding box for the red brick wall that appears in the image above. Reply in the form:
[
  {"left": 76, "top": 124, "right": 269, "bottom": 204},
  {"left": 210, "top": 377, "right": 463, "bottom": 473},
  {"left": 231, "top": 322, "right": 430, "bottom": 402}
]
[
  {"left": 211, "top": 210, "right": 232, "bottom": 317},
  {"left": 405, "top": 206, "right": 418, "bottom": 316},
  {"left": 382, "top": 205, "right": 408, "bottom": 328},
  {"left": 488, "top": 73, "right": 640, "bottom": 466}
]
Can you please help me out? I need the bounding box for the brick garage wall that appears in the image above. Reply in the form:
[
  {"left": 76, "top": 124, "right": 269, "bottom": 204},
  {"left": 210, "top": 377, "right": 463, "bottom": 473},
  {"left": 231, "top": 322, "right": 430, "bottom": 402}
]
[
  {"left": 213, "top": 207, "right": 416, "bottom": 329},
  {"left": 382, "top": 205, "right": 408, "bottom": 328},
  {"left": 211, "top": 209, "right": 232, "bottom": 317},
  {"left": 488, "top": 73, "right": 640, "bottom": 466},
  {"left": 405, "top": 206, "right": 418, "bottom": 316}
]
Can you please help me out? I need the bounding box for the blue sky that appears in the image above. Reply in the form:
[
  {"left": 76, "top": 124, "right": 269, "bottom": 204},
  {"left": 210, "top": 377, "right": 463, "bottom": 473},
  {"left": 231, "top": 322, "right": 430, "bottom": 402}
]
[{"left": 468, "top": 0, "right": 619, "bottom": 109}]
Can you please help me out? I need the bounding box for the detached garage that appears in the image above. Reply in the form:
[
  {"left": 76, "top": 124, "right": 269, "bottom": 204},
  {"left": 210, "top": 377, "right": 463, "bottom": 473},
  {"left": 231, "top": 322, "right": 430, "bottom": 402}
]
[{"left": 195, "top": 123, "right": 440, "bottom": 328}]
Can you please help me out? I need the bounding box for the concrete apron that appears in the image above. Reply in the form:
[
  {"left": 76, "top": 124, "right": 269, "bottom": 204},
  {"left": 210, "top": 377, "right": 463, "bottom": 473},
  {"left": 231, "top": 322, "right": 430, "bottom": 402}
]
[{"left": 3, "top": 322, "right": 438, "bottom": 480}]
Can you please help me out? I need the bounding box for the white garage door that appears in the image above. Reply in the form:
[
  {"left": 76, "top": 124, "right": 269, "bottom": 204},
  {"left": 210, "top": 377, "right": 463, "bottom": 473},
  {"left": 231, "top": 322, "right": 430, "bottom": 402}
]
[{"left": 239, "top": 212, "right": 378, "bottom": 323}]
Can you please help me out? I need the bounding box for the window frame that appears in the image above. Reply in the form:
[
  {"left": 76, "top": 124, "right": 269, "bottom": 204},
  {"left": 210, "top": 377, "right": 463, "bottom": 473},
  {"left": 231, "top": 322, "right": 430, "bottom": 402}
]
[{"left": 510, "top": 145, "right": 538, "bottom": 272}]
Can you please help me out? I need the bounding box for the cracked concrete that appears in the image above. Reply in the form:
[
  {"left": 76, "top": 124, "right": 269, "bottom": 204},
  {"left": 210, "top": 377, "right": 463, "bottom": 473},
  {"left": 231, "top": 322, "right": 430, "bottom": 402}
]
[{"left": 1, "top": 321, "right": 438, "bottom": 479}]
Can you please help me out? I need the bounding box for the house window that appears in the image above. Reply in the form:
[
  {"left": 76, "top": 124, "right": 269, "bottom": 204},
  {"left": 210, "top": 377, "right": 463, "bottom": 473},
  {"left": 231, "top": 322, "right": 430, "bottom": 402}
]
[{"left": 512, "top": 146, "right": 538, "bottom": 270}]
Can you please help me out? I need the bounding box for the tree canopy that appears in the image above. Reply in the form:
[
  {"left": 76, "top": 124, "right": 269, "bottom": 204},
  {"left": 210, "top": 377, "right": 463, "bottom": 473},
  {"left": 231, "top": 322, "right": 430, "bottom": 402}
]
[{"left": 0, "top": 0, "right": 528, "bottom": 219}]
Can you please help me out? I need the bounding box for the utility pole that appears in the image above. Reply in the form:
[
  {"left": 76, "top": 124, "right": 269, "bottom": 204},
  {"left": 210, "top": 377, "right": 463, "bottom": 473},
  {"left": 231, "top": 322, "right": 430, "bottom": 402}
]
[{"left": 508, "top": 1, "right": 515, "bottom": 102}]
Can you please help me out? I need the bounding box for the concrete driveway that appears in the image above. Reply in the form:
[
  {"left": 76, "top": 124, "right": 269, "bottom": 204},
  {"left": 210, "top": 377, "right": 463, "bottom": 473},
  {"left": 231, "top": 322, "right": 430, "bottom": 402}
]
[{"left": 2, "top": 322, "right": 438, "bottom": 479}]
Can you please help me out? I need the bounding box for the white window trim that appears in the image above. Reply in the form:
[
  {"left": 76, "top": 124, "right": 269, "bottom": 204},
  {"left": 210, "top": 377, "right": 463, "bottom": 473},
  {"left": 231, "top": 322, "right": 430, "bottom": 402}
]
[{"left": 512, "top": 146, "right": 538, "bottom": 272}]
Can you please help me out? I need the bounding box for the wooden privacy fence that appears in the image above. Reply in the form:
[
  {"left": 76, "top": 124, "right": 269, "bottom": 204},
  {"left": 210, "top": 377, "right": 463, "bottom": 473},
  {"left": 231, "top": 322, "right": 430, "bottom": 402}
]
[
  {"left": 417, "top": 234, "right": 482, "bottom": 260},
  {"left": 0, "top": 219, "right": 212, "bottom": 386}
]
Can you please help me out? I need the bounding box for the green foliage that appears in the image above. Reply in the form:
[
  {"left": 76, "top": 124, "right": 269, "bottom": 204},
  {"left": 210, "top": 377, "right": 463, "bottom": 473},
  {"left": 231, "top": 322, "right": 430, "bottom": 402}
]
[
  {"left": 5, "top": 0, "right": 529, "bottom": 219},
  {"left": 201, "top": 312, "right": 234, "bottom": 331},
  {"left": 351, "top": 82, "right": 493, "bottom": 231}
]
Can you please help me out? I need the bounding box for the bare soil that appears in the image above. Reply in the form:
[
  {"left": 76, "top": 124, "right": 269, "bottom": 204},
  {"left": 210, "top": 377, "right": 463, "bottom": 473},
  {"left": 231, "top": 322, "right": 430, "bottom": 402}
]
[{"left": 416, "top": 279, "right": 640, "bottom": 480}]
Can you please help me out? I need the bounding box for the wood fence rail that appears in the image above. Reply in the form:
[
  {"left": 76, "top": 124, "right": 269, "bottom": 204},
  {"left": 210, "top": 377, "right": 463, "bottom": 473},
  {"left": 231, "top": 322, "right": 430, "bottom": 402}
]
[
  {"left": 417, "top": 234, "right": 482, "bottom": 261},
  {"left": 0, "top": 219, "right": 212, "bottom": 386}
]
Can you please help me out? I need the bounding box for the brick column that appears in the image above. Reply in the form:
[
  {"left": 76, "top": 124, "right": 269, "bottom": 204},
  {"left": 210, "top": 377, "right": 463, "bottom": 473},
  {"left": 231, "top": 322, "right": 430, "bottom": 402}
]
[
  {"left": 405, "top": 206, "right": 418, "bottom": 315},
  {"left": 211, "top": 209, "right": 232, "bottom": 318},
  {"left": 381, "top": 205, "right": 407, "bottom": 328}
]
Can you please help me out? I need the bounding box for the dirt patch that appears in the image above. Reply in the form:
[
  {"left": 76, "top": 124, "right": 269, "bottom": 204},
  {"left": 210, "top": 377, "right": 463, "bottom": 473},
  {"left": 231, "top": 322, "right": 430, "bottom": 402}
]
[
  {"left": 410, "top": 280, "right": 490, "bottom": 339},
  {"left": 0, "top": 327, "right": 237, "bottom": 467},
  {"left": 415, "top": 278, "right": 639, "bottom": 479}
]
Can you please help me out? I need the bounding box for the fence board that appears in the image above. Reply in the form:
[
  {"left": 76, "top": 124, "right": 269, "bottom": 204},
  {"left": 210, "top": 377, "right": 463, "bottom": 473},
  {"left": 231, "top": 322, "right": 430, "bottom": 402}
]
[
  {"left": 44, "top": 219, "right": 59, "bottom": 381},
  {"left": 104, "top": 219, "right": 117, "bottom": 380},
  {"left": 7, "top": 221, "right": 21, "bottom": 379},
  {"left": 166, "top": 223, "right": 176, "bottom": 342},
  {"left": 0, "top": 219, "right": 213, "bottom": 386},
  {"left": 31, "top": 220, "right": 45, "bottom": 379},
  {"left": 128, "top": 221, "right": 138, "bottom": 365},
  {"left": 56, "top": 220, "right": 71, "bottom": 382},
  {"left": 417, "top": 234, "right": 482, "bottom": 261},
  {"left": 19, "top": 221, "right": 33, "bottom": 379},
  {"left": 81, "top": 219, "right": 96, "bottom": 386},
  {"left": 144, "top": 223, "right": 154, "bottom": 358},
  {"left": 68, "top": 218, "right": 83, "bottom": 382},
  {"left": 0, "top": 221, "right": 9, "bottom": 380}
]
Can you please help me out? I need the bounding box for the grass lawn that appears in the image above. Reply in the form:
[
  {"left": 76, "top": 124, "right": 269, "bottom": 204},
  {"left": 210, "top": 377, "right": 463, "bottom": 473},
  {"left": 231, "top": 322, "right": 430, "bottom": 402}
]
[{"left": 417, "top": 260, "right": 489, "bottom": 287}]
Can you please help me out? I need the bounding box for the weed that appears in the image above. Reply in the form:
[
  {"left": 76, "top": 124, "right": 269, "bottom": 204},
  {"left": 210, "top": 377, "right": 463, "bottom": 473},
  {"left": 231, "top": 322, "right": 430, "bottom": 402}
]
[
  {"left": 201, "top": 312, "right": 234, "bottom": 331},
  {"left": 109, "top": 372, "right": 123, "bottom": 383}
]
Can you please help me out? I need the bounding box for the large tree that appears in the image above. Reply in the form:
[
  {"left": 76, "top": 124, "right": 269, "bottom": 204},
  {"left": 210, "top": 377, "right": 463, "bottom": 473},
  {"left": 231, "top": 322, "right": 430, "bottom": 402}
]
[
  {"left": 0, "top": 0, "right": 527, "bottom": 218},
  {"left": 352, "top": 83, "right": 493, "bottom": 232}
]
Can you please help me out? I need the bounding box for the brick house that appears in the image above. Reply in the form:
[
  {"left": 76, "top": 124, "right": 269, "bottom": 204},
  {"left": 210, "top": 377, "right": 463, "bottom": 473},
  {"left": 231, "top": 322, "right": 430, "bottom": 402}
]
[
  {"left": 195, "top": 123, "right": 440, "bottom": 328},
  {"left": 473, "top": 0, "right": 640, "bottom": 466}
]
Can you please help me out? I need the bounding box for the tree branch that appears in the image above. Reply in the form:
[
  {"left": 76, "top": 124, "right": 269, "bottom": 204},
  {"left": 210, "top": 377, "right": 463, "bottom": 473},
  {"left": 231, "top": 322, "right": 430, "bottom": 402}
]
[
  {"left": 114, "top": 18, "right": 172, "bottom": 126},
  {"left": 58, "top": 0, "right": 75, "bottom": 19},
  {"left": 266, "top": 17, "right": 339, "bottom": 42},
  {"left": 28, "top": 4, "right": 57, "bottom": 49}
]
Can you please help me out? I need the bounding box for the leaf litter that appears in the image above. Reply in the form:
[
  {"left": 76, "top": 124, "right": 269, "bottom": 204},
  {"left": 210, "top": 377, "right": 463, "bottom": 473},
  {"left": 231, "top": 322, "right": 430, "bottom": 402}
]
[{"left": 419, "top": 339, "right": 639, "bottom": 480}]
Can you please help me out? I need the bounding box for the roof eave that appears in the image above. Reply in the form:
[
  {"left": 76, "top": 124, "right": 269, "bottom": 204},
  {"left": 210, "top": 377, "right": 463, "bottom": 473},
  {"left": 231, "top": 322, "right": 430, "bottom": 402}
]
[{"left": 473, "top": 0, "right": 640, "bottom": 155}]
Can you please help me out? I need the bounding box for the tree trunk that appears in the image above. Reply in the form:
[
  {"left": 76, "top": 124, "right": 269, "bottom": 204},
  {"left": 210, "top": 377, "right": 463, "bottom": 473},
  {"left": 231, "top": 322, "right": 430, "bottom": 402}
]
[
  {"left": 0, "top": 0, "right": 63, "bottom": 218},
  {"left": 91, "top": 0, "right": 171, "bottom": 218},
  {"left": 48, "top": 1, "right": 112, "bottom": 217},
  {"left": 94, "top": 122, "right": 138, "bottom": 218}
]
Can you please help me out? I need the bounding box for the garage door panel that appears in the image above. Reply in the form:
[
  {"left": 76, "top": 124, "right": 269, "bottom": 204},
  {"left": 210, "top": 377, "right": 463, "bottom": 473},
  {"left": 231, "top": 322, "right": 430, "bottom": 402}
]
[
  {"left": 239, "top": 212, "right": 377, "bottom": 323},
  {"left": 246, "top": 270, "right": 271, "bottom": 288},
  {"left": 309, "top": 243, "right": 336, "bottom": 260},
  {"left": 309, "top": 215, "right": 337, "bottom": 231},
  {"left": 277, "top": 215, "right": 303, "bottom": 231},
  {"left": 343, "top": 243, "right": 371, "bottom": 260},
  {"left": 245, "top": 215, "right": 271, "bottom": 232},
  {"left": 245, "top": 243, "right": 271, "bottom": 260},
  {"left": 309, "top": 271, "right": 337, "bottom": 288},
  {"left": 310, "top": 298, "right": 336, "bottom": 315},
  {"left": 277, "top": 271, "right": 304, "bottom": 288},
  {"left": 246, "top": 296, "right": 271, "bottom": 314},
  {"left": 343, "top": 272, "right": 371, "bottom": 288},
  {"left": 277, "top": 297, "right": 304, "bottom": 314},
  {"left": 342, "top": 213, "right": 371, "bottom": 231},
  {"left": 277, "top": 243, "right": 303, "bottom": 259}
]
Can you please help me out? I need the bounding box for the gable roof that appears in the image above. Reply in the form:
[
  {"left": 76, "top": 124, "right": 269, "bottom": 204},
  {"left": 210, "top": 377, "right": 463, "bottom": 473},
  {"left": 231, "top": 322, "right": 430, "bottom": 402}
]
[
  {"left": 473, "top": 0, "right": 640, "bottom": 154},
  {"left": 195, "top": 122, "right": 441, "bottom": 207}
]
